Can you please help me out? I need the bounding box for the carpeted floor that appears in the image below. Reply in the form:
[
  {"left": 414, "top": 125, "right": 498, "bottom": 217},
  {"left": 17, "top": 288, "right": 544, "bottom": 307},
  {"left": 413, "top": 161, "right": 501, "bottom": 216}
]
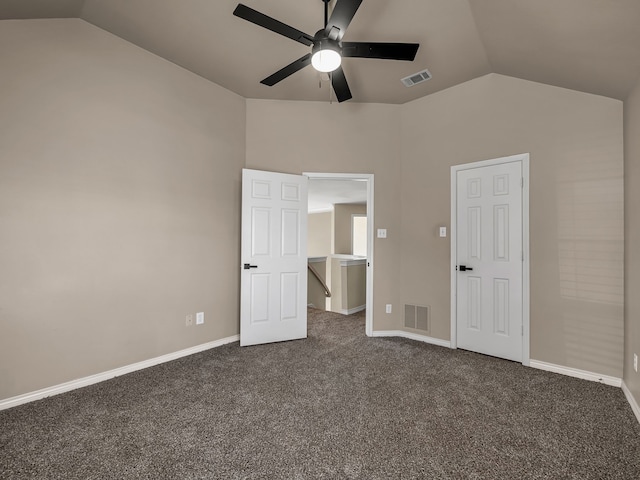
[{"left": 1, "top": 308, "right": 639, "bottom": 479}]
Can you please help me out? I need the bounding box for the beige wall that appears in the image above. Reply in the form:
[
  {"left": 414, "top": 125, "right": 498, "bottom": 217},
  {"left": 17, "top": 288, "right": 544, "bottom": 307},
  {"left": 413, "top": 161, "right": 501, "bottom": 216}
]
[
  {"left": 345, "top": 263, "right": 367, "bottom": 310},
  {"left": 246, "top": 99, "right": 403, "bottom": 331},
  {"left": 329, "top": 257, "right": 344, "bottom": 314},
  {"left": 401, "top": 74, "right": 624, "bottom": 377},
  {"left": 307, "top": 212, "right": 332, "bottom": 257},
  {"left": 328, "top": 258, "right": 366, "bottom": 313},
  {"left": 1, "top": 20, "right": 631, "bottom": 403},
  {"left": 334, "top": 203, "right": 367, "bottom": 254},
  {"left": 0, "top": 19, "right": 245, "bottom": 400},
  {"left": 307, "top": 259, "right": 328, "bottom": 311},
  {"left": 624, "top": 77, "right": 640, "bottom": 405}
]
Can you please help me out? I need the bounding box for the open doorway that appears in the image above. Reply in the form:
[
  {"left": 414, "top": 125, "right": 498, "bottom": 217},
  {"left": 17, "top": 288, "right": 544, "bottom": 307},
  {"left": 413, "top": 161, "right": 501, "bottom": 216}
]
[{"left": 304, "top": 173, "right": 374, "bottom": 336}]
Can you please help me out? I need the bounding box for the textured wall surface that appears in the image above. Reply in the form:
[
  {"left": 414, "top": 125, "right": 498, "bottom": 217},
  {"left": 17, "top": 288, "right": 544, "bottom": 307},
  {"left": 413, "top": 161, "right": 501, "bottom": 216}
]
[
  {"left": 0, "top": 20, "right": 630, "bottom": 402},
  {"left": 0, "top": 19, "right": 245, "bottom": 399},
  {"left": 624, "top": 77, "right": 640, "bottom": 406},
  {"left": 401, "top": 74, "right": 624, "bottom": 376}
]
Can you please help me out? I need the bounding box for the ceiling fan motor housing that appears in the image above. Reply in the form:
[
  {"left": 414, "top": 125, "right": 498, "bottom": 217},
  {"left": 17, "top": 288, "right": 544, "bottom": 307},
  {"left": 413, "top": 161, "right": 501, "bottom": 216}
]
[
  {"left": 311, "top": 30, "right": 342, "bottom": 72},
  {"left": 312, "top": 33, "right": 342, "bottom": 56}
]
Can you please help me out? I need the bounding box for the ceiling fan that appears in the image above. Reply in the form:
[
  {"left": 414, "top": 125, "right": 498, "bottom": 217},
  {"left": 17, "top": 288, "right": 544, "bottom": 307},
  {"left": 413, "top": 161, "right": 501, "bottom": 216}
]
[{"left": 233, "top": 0, "right": 420, "bottom": 102}]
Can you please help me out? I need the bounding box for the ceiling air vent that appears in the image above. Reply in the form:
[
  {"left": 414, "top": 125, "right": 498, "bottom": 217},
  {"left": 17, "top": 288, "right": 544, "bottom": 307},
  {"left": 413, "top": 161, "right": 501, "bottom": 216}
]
[{"left": 401, "top": 69, "right": 432, "bottom": 87}]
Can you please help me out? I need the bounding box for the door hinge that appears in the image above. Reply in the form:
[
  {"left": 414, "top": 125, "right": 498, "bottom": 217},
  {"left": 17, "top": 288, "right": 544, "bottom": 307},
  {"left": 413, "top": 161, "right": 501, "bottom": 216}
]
[
  {"left": 522, "top": 325, "right": 524, "bottom": 336},
  {"left": 521, "top": 177, "right": 524, "bottom": 188},
  {"left": 522, "top": 251, "right": 524, "bottom": 261}
]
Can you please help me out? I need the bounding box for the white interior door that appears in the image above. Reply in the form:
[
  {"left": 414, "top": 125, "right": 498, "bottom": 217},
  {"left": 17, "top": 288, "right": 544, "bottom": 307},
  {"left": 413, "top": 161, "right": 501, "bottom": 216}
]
[
  {"left": 240, "top": 169, "right": 308, "bottom": 347},
  {"left": 455, "top": 160, "right": 523, "bottom": 362},
  {"left": 304, "top": 172, "right": 375, "bottom": 337}
]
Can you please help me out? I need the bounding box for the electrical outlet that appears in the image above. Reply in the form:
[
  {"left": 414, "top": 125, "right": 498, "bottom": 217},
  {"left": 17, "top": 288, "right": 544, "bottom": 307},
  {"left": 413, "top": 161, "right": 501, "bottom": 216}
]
[
  {"left": 196, "top": 312, "right": 204, "bottom": 325},
  {"left": 385, "top": 304, "right": 392, "bottom": 314},
  {"left": 634, "top": 353, "right": 638, "bottom": 373},
  {"left": 186, "top": 314, "right": 193, "bottom": 327}
]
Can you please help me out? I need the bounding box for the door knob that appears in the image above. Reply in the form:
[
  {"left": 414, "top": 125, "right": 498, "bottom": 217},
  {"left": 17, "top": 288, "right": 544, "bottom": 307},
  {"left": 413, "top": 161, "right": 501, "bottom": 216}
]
[
  {"left": 243, "top": 264, "right": 258, "bottom": 270},
  {"left": 458, "top": 265, "right": 473, "bottom": 271}
]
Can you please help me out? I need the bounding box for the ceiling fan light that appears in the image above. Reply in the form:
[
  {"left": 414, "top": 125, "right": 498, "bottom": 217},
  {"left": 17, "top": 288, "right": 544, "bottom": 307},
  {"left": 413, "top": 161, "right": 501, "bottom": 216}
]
[{"left": 311, "top": 49, "right": 341, "bottom": 73}]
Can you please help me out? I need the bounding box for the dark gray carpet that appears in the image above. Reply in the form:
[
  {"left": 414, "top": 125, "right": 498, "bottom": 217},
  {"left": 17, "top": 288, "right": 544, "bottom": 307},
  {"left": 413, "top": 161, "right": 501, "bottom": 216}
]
[{"left": 1, "top": 308, "right": 639, "bottom": 479}]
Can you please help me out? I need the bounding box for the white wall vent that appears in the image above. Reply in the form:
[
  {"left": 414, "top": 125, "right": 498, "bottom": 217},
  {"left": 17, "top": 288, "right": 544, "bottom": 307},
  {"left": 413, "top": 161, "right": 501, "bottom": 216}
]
[
  {"left": 404, "top": 304, "right": 430, "bottom": 332},
  {"left": 401, "top": 69, "right": 432, "bottom": 87}
]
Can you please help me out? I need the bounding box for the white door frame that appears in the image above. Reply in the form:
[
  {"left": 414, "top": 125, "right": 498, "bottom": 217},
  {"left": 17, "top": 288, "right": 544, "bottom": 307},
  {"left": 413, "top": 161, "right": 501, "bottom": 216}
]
[
  {"left": 450, "top": 153, "right": 530, "bottom": 366},
  {"left": 303, "top": 172, "right": 374, "bottom": 337}
]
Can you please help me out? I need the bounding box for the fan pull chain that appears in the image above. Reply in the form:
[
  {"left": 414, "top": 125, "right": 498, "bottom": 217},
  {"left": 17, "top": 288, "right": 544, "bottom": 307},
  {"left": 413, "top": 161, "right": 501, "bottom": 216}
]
[{"left": 329, "top": 71, "right": 333, "bottom": 104}]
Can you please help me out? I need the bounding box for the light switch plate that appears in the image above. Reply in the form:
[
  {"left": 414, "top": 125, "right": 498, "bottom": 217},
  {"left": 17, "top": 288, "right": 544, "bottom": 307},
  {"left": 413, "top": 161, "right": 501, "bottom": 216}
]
[
  {"left": 377, "top": 229, "right": 387, "bottom": 238},
  {"left": 196, "top": 312, "right": 204, "bottom": 325},
  {"left": 439, "top": 227, "right": 447, "bottom": 238}
]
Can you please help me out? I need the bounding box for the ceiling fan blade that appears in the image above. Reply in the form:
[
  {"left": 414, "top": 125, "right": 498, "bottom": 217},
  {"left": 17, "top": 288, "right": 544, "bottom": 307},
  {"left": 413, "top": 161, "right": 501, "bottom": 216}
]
[
  {"left": 233, "top": 4, "right": 314, "bottom": 46},
  {"left": 342, "top": 42, "right": 420, "bottom": 61},
  {"left": 331, "top": 66, "right": 352, "bottom": 103},
  {"left": 325, "top": 0, "right": 363, "bottom": 41},
  {"left": 261, "top": 54, "right": 312, "bottom": 86}
]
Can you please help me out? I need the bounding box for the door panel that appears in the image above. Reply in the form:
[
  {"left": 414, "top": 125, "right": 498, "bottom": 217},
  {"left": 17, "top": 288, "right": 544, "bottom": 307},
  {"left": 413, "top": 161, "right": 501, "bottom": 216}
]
[
  {"left": 241, "top": 169, "right": 308, "bottom": 346},
  {"left": 456, "top": 161, "right": 523, "bottom": 362}
]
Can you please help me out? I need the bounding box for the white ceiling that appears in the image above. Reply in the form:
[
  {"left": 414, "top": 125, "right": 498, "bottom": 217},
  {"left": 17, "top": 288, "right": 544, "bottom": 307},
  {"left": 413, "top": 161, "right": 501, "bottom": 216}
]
[
  {"left": 308, "top": 179, "right": 367, "bottom": 213},
  {"left": 2, "top": 0, "right": 640, "bottom": 104}
]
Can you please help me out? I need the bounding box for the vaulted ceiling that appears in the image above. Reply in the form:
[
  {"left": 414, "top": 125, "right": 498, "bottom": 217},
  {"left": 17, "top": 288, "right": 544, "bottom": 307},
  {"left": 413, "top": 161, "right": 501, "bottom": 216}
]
[{"left": 2, "top": 0, "right": 640, "bottom": 104}]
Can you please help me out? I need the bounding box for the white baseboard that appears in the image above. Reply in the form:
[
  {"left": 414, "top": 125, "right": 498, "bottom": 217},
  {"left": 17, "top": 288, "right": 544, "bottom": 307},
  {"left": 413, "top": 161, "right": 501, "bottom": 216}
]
[
  {"left": 371, "top": 330, "right": 451, "bottom": 348},
  {"left": 529, "top": 359, "right": 622, "bottom": 387},
  {"left": 6, "top": 334, "right": 637, "bottom": 427},
  {"left": 0, "top": 334, "right": 240, "bottom": 411},
  {"left": 622, "top": 381, "right": 640, "bottom": 424},
  {"left": 340, "top": 305, "right": 366, "bottom": 315}
]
